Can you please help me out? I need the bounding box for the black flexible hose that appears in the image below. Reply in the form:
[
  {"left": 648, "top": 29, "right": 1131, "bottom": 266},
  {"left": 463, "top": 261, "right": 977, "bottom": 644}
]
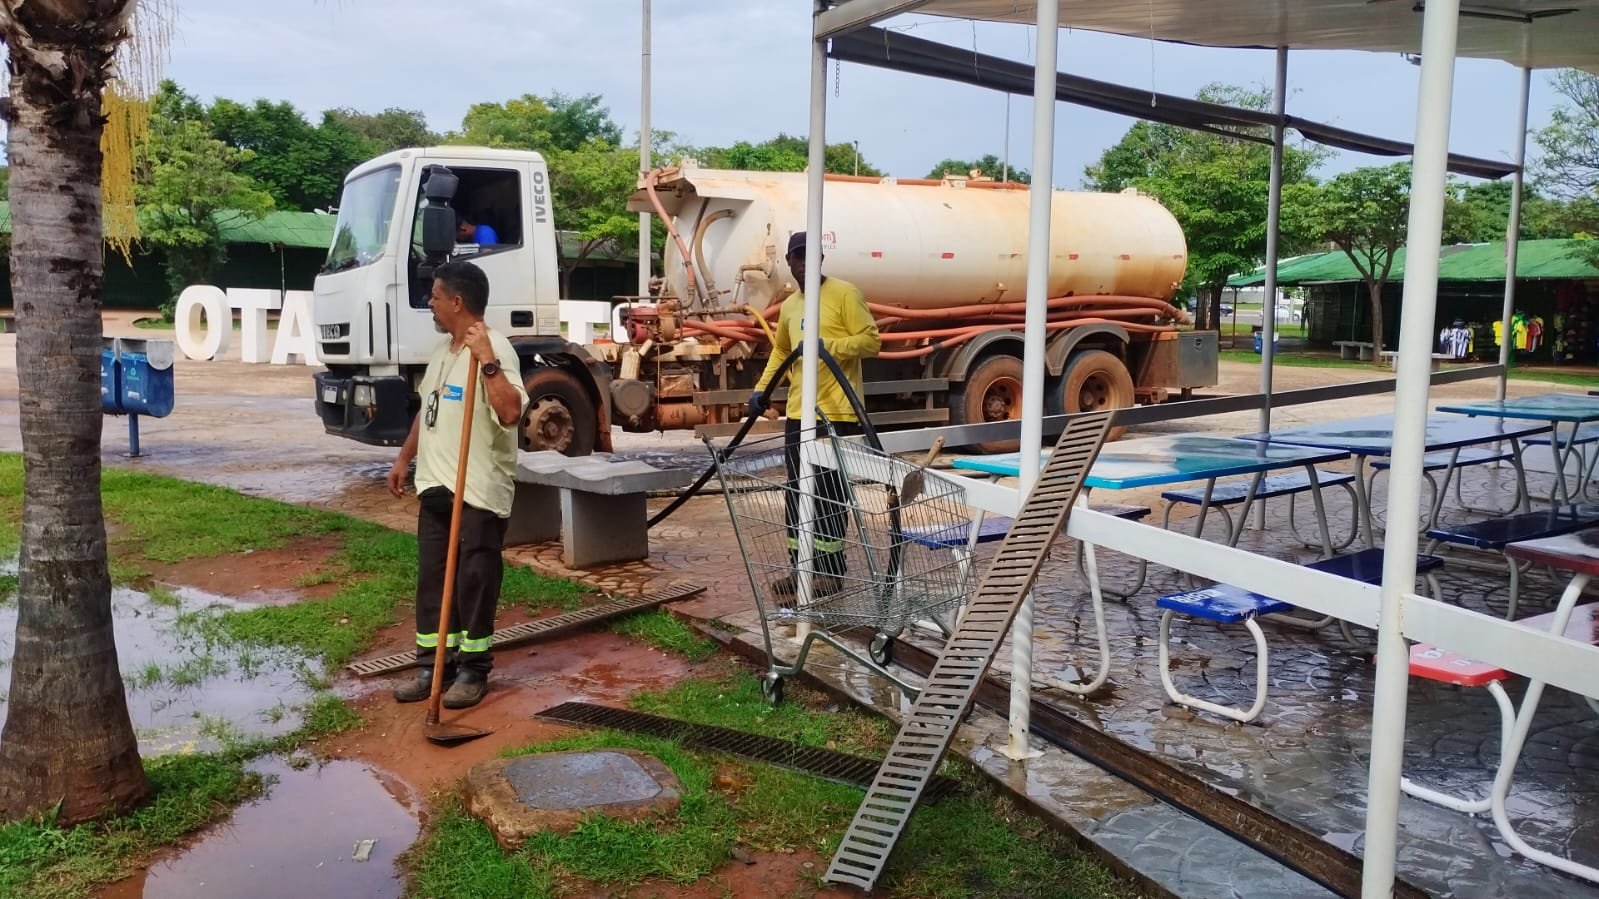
[{"left": 647, "top": 344, "right": 884, "bottom": 528}]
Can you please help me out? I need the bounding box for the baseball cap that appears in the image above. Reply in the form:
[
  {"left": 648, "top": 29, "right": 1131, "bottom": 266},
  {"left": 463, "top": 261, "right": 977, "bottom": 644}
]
[{"left": 786, "top": 231, "right": 807, "bottom": 256}]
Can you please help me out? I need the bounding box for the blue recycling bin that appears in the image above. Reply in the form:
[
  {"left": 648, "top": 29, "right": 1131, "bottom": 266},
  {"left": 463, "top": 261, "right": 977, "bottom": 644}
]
[
  {"left": 100, "top": 347, "right": 121, "bottom": 413},
  {"left": 1252, "top": 328, "right": 1279, "bottom": 355},
  {"left": 118, "top": 349, "right": 175, "bottom": 417},
  {"left": 99, "top": 337, "right": 175, "bottom": 456}
]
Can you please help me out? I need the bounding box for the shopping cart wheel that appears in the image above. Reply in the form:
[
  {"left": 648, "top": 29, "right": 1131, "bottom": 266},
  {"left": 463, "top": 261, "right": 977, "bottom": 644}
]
[
  {"left": 869, "top": 634, "right": 895, "bottom": 666},
  {"left": 761, "top": 674, "right": 785, "bottom": 705}
]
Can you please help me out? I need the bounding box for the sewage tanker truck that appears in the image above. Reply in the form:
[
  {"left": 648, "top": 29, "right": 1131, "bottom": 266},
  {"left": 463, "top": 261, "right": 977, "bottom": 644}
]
[{"left": 311, "top": 148, "right": 1216, "bottom": 454}]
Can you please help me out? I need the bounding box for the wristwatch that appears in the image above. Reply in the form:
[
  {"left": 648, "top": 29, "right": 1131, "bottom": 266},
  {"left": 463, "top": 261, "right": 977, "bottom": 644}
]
[{"left": 481, "top": 361, "right": 501, "bottom": 378}]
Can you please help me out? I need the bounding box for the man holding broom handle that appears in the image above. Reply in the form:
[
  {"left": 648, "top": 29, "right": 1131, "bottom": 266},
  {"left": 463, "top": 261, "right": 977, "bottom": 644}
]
[{"left": 387, "top": 261, "right": 526, "bottom": 709}]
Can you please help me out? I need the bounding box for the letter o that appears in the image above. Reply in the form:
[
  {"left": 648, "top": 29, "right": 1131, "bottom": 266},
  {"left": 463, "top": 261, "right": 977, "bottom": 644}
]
[{"left": 174, "top": 285, "right": 232, "bottom": 361}]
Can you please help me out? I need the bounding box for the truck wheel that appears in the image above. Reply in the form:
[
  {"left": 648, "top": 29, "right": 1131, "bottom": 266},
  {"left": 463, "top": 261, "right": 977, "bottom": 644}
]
[
  {"left": 1054, "top": 349, "right": 1133, "bottom": 440},
  {"left": 949, "top": 354, "right": 1024, "bottom": 453},
  {"left": 521, "top": 368, "right": 598, "bottom": 457}
]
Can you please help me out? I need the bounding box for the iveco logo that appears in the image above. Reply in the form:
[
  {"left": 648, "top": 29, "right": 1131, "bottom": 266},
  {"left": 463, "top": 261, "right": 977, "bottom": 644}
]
[
  {"left": 532, "top": 170, "right": 549, "bottom": 224},
  {"left": 320, "top": 324, "right": 344, "bottom": 340}
]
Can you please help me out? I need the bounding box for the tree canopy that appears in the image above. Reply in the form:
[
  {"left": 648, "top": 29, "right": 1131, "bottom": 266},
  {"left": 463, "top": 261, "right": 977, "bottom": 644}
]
[
  {"left": 694, "top": 133, "right": 882, "bottom": 177},
  {"left": 324, "top": 107, "right": 438, "bottom": 155},
  {"left": 925, "top": 154, "right": 1029, "bottom": 183},
  {"left": 1084, "top": 83, "right": 1326, "bottom": 328}
]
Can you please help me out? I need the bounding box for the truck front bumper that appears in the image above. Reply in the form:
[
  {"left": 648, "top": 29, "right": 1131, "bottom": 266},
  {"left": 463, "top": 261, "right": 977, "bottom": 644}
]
[{"left": 313, "top": 371, "right": 415, "bottom": 447}]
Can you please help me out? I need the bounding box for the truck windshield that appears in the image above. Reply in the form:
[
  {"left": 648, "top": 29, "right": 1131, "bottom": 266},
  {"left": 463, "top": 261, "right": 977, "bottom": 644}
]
[{"left": 324, "top": 165, "right": 401, "bottom": 272}]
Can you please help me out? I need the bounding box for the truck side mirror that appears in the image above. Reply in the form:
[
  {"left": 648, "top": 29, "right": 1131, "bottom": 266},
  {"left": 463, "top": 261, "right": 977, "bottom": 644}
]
[{"left": 421, "top": 205, "right": 456, "bottom": 259}]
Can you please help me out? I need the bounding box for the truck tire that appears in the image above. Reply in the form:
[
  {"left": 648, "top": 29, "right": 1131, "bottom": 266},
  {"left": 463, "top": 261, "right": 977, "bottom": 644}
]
[
  {"left": 521, "top": 367, "right": 598, "bottom": 457},
  {"left": 1053, "top": 349, "right": 1133, "bottom": 440},
  {"left": 949, "top": 354, "right": 1024, "bottom": 454}
]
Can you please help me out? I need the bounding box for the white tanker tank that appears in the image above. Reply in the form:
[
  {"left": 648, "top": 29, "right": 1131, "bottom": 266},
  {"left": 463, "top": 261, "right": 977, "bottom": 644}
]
[{"left": 632, "top": 162, "right": 1189, "bottom": 312}]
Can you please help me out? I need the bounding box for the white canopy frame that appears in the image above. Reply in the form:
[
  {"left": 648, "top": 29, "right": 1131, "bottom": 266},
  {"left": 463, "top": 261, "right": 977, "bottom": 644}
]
[{"left": 802, "top": 2, "right": 1599, "bottom": 895}]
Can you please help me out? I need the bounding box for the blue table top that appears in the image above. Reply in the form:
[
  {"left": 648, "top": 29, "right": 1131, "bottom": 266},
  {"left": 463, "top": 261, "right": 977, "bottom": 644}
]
[
  {"left": 1435, "top": 392, "right": 1599, "bottom": 424},
  {"left": 952, "top": 433, "right": 1349, "bottom": 490},
  {"left": 1238, "top": 413, "right": 1548, "bottom": 455}
]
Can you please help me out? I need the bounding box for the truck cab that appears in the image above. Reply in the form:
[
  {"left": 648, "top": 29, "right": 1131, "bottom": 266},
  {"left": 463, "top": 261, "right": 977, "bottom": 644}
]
[{"left": 311, "top": 147, "right": 611, "bottom": 453}]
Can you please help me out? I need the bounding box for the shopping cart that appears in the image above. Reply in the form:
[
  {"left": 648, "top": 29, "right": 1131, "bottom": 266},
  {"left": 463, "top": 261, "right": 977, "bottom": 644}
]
[{"left": 707, "top": 422, "right": 978, "bottom": 704}]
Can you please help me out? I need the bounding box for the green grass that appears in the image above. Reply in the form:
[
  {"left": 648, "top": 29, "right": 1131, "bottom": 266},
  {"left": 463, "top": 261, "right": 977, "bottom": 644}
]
[
  {"left": 1218, "top": 349, "right": 1374, "bottom": 369},
  {"left": 631, "top": 670, "right": 894, "bottom": 755},
  {"left": 610, "top": 610, "right": 718, "bottom": 662},
  {"left": 405, "top": 672, "right": 1149, "bottom": 898},
  {"left": 1506, "top": 367, "right": 1599, "bottom": 388},
  {"left": 0, "top": 574, "right": 16, "bottom": 606},
  {"left": 0, "top": 753, "right": 261, "bottom": 899},
  {"left": 0, "top": 690, "right": 365, "bottom": 899}
]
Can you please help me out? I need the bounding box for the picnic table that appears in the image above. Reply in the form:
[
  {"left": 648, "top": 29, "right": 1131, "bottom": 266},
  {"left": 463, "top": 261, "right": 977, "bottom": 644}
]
[
  {"left": 1435, "top": 392, "right": 1599, "bottom": 504},
  {"left": 1237, "top": 413, "right": 1546, "bottom": 547},
  {"left": 952, "top": 433, "right": 1351, "bottom": 555}
]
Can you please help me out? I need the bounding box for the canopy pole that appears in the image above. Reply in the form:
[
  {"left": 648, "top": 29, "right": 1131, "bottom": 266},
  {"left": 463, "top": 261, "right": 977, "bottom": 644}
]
[
  {"left": 1496, "top": 65, "right": 1531, "bottom": 401},
  {"left": 796, "top": 4, "right": 829, "bottom": 640},
  {"left": 1256, "top": 46, "right": 1288, "bottom": 530},
  {"left": 1363, "top": 1, "right": 1460, "bottom": 894},
  {"left": 1005, "top": 0, "right": 1059, "bottom": 762},
  {"left": 638, "top": 0, "right": 653, "bottom": 298}
]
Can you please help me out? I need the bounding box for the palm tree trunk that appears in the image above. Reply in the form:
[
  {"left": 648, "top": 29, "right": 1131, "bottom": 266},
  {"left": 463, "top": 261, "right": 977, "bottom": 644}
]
[{"left": 0, "top": 0, "right": 149, "bottom": 824}]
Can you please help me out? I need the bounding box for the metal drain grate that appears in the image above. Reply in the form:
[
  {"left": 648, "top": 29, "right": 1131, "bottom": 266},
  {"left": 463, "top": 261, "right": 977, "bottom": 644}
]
[
  {"left": 824, "top": 411, "right": 1114, "bottom": 892},
  {"left": 345, "top": 583, "right": 705, "bottom": 677},
  {"left": 535, "top": 701, "right": 960, "bottom": 800}
]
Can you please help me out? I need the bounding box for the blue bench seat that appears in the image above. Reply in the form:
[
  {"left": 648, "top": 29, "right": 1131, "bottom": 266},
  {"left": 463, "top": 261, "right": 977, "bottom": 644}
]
[
  {"left": 1157, "top": 548, "right": 1444, "bottom": 722},
  {"left": 1161, "top": 469, "right": 1354, "bottom": 507},
  {"left": 1518, "top": 423, "right": 1599, "bottom": 448},
  {"left": 1369, "top": 446, "right": 1515, "bottom": 472},
  {"left": 1426, "top": 506, "right": 1599, "bottom": 618}
]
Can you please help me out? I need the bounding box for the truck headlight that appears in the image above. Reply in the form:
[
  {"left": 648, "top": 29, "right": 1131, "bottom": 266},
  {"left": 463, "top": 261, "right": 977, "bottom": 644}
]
[{"left": 353, "top": 385, "right": 375, "bottom": 407}]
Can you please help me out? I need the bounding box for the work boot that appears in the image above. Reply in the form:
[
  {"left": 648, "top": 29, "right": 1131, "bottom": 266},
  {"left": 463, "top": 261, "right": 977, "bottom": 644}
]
[
  {"left": 768, "top": 572, "right": 844, "bottom": 600},
  {"left": 442, "top": 672, "right": 489, "bottom": 709},
  {"left": 393, "top": 667, "right": 452, "bottom": 704}
]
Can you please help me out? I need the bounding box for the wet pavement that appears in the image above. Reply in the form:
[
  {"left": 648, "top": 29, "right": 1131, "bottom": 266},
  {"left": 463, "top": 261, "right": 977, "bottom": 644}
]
[
  {"left": 102, "top": 755, "right": 420, "bottom": 899},
  {"left": 6, "top": 319, "right": 1599, "bottom": 897}
]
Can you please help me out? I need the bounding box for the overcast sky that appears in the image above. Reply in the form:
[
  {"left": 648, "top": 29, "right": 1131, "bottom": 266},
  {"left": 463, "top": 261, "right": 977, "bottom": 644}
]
[{"left": 160, "top": 0, "right": 1562, "bottom": 188}]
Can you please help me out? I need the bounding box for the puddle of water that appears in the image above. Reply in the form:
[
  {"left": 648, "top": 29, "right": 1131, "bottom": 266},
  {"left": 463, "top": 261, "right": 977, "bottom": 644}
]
[
  {"left": 103, "top": 756, "right": 420, "bottom": 899},
  {"left": 0, "top": 584, "right": 319, "bottom": 753}
]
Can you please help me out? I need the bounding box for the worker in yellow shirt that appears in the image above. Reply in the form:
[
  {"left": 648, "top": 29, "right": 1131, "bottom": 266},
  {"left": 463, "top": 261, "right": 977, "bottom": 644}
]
[{"left": 748, "top": 231, "right": 881, "bottom": 598}]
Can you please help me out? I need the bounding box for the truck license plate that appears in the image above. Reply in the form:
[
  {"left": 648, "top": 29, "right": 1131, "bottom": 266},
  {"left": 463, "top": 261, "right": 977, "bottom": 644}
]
[{"left": 322, "top": 386, "right": 339, "bottom": 405}]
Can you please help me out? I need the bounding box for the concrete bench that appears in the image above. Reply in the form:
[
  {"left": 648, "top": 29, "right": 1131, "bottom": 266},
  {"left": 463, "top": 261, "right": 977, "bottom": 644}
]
[
  {"left": 1425, "top": 506, "right": 1599, "bottom": 618},
  {"left": 1332, "top": 340, "right": 1375, "bottom": 361},
  {"left": 508, "top": 451, "right": 695, "bottom": 569},
  {"left": 1379, "top": 350, "right": 1451, "bottom": 370}
]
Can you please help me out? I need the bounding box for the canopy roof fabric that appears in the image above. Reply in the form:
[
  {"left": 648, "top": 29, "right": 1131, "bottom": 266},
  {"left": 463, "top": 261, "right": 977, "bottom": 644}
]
[
  {"left": 1227, "top": 239, "right": 1599, "bottom": 286},
  {"left": 829, "top": 26, "right": 1518, "bottom": 179},
  {"left": 834, "top": 1, "right": 1599, "bottom": 73}
]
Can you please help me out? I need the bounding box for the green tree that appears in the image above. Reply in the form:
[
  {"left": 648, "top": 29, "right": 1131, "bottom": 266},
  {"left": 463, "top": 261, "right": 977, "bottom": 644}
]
[
  {"left": 207, "top": 97, "right": 372, "bottom": 210},
  {"left": 925, "top": 154, "right": 1030, "bottom": 183},
  {"left": 1285, "top": 163, "right": 1414, "bottom": 355},
  {"left": 1085, "top": 84, "right": 1326, "bottom": 329},
  {"left": 697, "top": 133, "right": 882, "bottom": 176},
  {"left": 548, "top": 140, "right": 641, "bottom": 295},
  {"left": 324, "top": 107, "right": 436, "bottom": 154},
  {"left": 1533, "top": 70, "right": 1599, "bottom": 268},
  {"left": 136, "top": 114, "right": 275, "bottom": 317},
  {"left": 1441, "top": 179, "right": 1578, "bottom": 244},
  {"left": 1534, "top": 70, "right": 1599, "bottom": 200}
]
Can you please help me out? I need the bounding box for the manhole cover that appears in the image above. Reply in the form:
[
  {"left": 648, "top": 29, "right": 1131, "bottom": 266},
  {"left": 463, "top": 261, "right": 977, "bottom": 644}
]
[
  {"left": 464, "top": 750, "right": 683, "bottom": 848},
  {"left": 505, "top": 751, "right": 663, "bottom": 810}
]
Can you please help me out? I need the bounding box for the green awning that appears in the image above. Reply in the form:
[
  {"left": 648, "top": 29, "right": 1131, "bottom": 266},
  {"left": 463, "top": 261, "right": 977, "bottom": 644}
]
[{"left": 1227, "top": 239, "right": 1599, "bottom": 287}]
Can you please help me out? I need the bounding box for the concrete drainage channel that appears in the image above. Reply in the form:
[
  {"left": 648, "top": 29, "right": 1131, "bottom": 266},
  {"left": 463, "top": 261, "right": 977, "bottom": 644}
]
[
  {"left": 701, "top": 615, "right": 1429, "bottom": 899},
  {"left": 883, "top": 638, "right": 1431, "bottom": 899}
]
